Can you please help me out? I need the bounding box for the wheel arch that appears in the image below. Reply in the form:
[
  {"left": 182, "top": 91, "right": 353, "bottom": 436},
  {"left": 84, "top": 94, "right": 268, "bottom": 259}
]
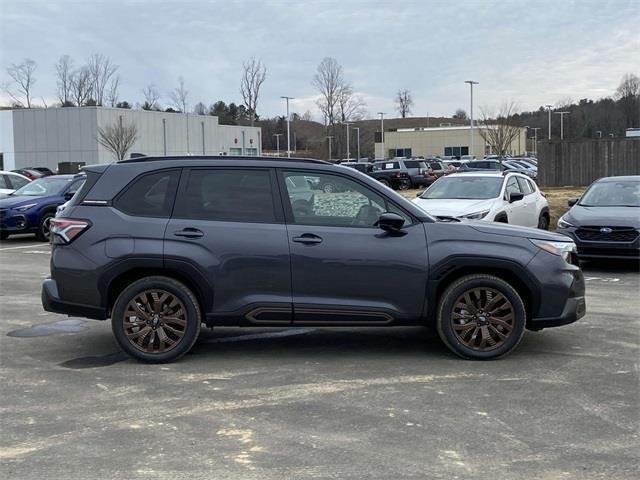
[{"left": 428, "top": 257, "right": 540, "bottom": 328}]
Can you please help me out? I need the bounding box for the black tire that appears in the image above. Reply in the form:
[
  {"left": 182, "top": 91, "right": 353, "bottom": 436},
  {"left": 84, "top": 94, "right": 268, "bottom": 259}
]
[
  {"left": 436, "top": 274, "right": 526, "bottom": 360},
  {"left": 35, "top": 212, "right": 54, "bottom": 242},
  {"left": 0, "top": 231, "right": 8, "bottom": 241},
  {"left": 537, "top": 212, "right": 550, "bottom": 230},
  {"left": 111, "top": 276, "right": 201, "bottom": 363},
  {"left": 379, "top": 179, "right": 390, "bottom": 188}
]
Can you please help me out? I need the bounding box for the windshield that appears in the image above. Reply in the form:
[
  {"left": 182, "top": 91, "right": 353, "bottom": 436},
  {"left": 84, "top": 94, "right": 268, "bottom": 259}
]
[
  {"left": 12, "top": 176, "right": 74, "bottom": 197},
  {"left": 579, "top": 180, "right": 640, "bottom": 207},
  {"left": 420, "top": 176, "right": 503, "bottom": 200}
]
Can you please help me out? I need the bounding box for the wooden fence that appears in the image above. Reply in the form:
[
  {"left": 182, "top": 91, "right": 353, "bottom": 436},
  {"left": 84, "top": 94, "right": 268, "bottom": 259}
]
[{"left": 537, "top": 138, "right": 640, "bottom": 187}]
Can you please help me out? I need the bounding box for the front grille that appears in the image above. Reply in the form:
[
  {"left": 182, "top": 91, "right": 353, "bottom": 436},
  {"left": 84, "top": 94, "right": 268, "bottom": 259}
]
[{"left": 575, "top": 226, "right": 639, "bottom": 243}]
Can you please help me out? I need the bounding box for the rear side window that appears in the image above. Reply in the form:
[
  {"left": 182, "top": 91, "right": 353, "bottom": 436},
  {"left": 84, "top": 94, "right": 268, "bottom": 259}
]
[
  {"left": 174, "top": 169, "right": 276, "bottom": 223},
  {"left": 516, "top": 176, "right": 534, "bottom": 194},
  {"left": 403, "top": 160, "right": 418, "bottom": 168},
  {"left": 0, "top": 175, "right": 9, "bottom": 189},
  {"left": 114, "top": 170, "right": 180, "bottom": 218},
  {"left": 8, "top": 174, "right": 30, "bottom": 189}
]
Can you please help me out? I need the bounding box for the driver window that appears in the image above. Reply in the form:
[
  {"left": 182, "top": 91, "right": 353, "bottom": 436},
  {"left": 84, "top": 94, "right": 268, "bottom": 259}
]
[
  {"left": 505, "top": 177, "right": 522, "bottom": 199},
  {"left": 283, "top": 171, "right": 406, "bottom": 228}
]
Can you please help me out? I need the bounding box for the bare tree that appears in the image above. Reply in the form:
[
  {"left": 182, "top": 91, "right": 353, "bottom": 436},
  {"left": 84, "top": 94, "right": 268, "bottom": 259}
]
[
  {"left": 141, "top": 84, "right": 160, "bottom": 110},
  {"left": 168, "top": 77, "right": 188, "bottom": 112},
  {"left": 453, "top": 108, "right": 467, "bottom": 120},
  {"left": 312, "top": 57, "right": 344, "bottom": 126},
  {"left": 55, "top": 55, "right": 74, "bottom": 106},
  {"left": 106, "top": 76, "right": 120, "bottom": 107},
  {"left": 616, "top": 73, "right": 640, "bottom": 128},
  {"left": 97, "top": 120, "right": 138, "bottom": 160},
  {"left": 338, "top": 84, "right": 367, "bottom": 122},
  {"left": 87, "top": 54, "right": 118, "bottom": 106},
  {"left": 395, "top": 89, "right": 413, "bottom": 118},
  {"left": 193, "top": 101, "right": 207, "bottom": 115},
  {"left": 478, "top": 102, "right": 522, "bottom": 158},
  {"left": 5, "top": 59, "right": 37, "bottom": 108},
  {"left": 240, "top": 57, "right": 267, "bottom": 126},
  {"left": 70, "top": 66, "right": 93, "bottom": 106}
]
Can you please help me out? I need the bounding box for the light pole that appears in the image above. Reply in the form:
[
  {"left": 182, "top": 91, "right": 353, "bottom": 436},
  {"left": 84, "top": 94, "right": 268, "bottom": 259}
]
[
  {"left": 280, "top": 96, "right": 294, "bottom": 157},
  {"left": 554, "top": 111, "right": 570, "bottom": 140},
  {"left": 273, "top": 133, "right": 282, "bottom": 157},
  {"left": 344, "top": 122, "right": 353, "bottom": 160},
  {"left": 464, "top": 80, "right": 479, "bottom": 157},
  {"left": 354, "top": 127, "right": 360, "bottom": 160},
  {"left": 546, "top": 105, "right": 553, "bottom": 139},
  {"left": 326, "top": 135, "right": 334, "bottom": 162},
  {"left": 531, "top": 127, "right": 541, "bottom": 155},
  {"left": 377, "top": 112, "right": 385, "bottom": 159}
]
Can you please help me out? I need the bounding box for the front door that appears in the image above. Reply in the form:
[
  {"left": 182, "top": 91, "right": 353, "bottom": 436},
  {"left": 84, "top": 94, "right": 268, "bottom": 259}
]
[
  {"left": 164, "top": 167, "right": 292, "bottom": 324},
  {"left": 504, "top": 176, "right": 529, "bottom": 226},
  {"left": 279, "top": 170, "right": 429, "bottom": 325}
]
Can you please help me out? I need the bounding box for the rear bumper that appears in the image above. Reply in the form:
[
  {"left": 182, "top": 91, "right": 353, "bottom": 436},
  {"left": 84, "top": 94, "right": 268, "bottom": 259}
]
[{"left": 42, "top": 278, "right": 107, "bottom": 320}]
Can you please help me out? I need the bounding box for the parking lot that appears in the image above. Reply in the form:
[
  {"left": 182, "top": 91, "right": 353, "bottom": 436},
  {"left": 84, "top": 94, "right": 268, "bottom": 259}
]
[{"left": 0, "top": 236, "right": 638, "bottom": 480}]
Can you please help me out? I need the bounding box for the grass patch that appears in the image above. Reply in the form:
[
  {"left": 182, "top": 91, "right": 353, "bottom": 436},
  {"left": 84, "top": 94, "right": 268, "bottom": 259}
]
[{"left": 398, "top": 186, "right": 585, "bottom": 230}]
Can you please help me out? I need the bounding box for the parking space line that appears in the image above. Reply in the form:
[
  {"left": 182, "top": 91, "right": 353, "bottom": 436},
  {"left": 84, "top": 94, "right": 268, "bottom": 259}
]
[{"left": 0, "top": 244, "right": 49, "bottom": 252}]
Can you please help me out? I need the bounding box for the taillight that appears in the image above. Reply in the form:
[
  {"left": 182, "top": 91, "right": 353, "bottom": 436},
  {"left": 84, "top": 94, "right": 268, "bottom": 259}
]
[{"left": 50, "top": 218, "right": 91, "bottom": 244}]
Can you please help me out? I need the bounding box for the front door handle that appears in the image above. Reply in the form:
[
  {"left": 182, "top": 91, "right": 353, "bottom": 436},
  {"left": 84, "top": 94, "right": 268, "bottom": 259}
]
[
  {"left": 174, "top": 228, "right": 204, "bottom": 239},
  {"left": 292, "top": 234, "right": 323, "bottom": 244}
]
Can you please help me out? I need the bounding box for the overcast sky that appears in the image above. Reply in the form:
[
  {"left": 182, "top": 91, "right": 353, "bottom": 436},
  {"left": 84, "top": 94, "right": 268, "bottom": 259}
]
[{"left": 1, "top": 0, "right": 638, "bottom": 120}]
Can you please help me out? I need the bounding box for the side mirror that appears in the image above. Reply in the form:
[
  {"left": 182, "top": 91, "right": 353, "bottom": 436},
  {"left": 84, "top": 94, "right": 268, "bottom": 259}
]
[
  {"left": 64, "top": 191, "right": 75, "bottom": 200},
  {"left": 509, "top": 192, "right": 524, "bottom": 203},
  {"left": 567, "top": 197, "right": 578, "bottom": 207},
  {"left": 375, "top": 212, "right": 405, "bottom": 232}
]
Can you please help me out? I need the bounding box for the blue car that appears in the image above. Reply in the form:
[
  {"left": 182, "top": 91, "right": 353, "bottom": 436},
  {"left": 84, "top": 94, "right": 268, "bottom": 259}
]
[{"left": 0, "top": 174, "right": 85, "bottom": 241}]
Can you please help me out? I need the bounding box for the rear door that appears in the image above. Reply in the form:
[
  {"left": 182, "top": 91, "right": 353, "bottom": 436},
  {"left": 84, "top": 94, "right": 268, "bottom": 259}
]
[
  {"left": 279, "top": 169, "right": 428, "bottom": 324},
  {"left": 164, "top": 167, "right": 292, "bottom": 323}
]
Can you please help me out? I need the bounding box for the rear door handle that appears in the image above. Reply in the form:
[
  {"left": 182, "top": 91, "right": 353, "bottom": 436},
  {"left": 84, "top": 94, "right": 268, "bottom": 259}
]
[
  {"left": 174, "top": 228, "right": 204, "bottom": 239},
  {"left": 292, "top": 234, "right": 323, "bottom": 244}
]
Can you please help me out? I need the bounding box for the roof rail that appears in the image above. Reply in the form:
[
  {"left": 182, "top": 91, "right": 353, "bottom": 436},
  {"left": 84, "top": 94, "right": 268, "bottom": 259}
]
[{"left": 117, "top": 155, "right": 331, "bottom": 165}]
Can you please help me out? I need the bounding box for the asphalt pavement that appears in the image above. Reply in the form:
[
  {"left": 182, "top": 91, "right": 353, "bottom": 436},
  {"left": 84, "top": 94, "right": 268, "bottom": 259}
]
[{"left": 0, "top": 236, "right": 638, "bottom": 480}]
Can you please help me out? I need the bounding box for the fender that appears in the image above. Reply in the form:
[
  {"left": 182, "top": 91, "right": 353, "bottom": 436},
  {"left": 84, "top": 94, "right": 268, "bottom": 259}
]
[{"left": 426, "top": 254, "right": 542, "bottom": 320}]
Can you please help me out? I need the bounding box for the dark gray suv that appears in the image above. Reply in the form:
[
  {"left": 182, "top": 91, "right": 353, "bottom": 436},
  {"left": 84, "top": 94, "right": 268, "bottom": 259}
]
[{"left": 42, "top": 156, "right": 585, "bottom": 362}]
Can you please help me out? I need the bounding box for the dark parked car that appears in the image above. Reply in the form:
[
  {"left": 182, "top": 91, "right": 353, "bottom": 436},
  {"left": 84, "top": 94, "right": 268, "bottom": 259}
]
[
  {"left": 0, "top": 174, "right": 85, "bottom": 241},
  {"left": 12, "top": 168, "right": 46, "bottom": 181},
  {"left": 30, "top": 167, "right": 56, "bottom": 176},
  {"left": 42, "top": 156, "right": 585, "bottom": 363},
  {"left": 340, "top": 161, "right": 374, "bottom": 174},
  {"left": 461, "top": 160, "right": 536, "bottom": 180},
  {"left": 370, "top": 160, "right": 414, "bottom": 189},
  {"left": 557, "top": 175, "right": 639, "bottom": 259}
]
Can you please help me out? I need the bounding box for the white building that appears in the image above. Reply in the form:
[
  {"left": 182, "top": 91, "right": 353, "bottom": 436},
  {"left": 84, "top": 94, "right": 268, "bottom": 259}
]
[{"left": 0, "top": 107, "right": 262, "bottom": 171}]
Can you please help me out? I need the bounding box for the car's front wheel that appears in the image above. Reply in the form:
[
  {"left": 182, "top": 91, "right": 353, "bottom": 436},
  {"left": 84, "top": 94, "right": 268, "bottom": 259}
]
[
  {"left": 436, "top": 274, "right": 526, "bottom": 360},
  {"left": 111, "top": 276, "right": 201, "bottom": 363}
]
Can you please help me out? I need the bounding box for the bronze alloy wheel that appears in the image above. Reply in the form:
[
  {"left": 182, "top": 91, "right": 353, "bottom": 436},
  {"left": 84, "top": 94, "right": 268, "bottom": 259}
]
[
  {"left": 123, "top": 289, "right": 187, "bottom": 354},
  {"left": 450, "top": 287, "right": 515, "bottom": 351}
]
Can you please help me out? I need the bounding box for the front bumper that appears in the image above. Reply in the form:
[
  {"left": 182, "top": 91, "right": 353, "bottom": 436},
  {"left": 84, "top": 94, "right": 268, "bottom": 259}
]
[
  {"left": 557, "top": 227, "right": 640, "bottom": 259},
  {"left": 42, "top": 278, "right": 107, "bottom": 320},
  {"left": 0, "top": 211, "right": 33, "bottom": 233}
]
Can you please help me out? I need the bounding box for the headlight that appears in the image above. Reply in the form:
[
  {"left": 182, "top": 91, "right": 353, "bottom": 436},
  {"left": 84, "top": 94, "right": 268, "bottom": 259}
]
[
  {"left": 530, "top": 239, "right": 576, "bottom": 262},
  {"left": 13, "top": 203, "right": 37, "bottom": 212},
  {"left": 460, "top": 210, "right": 490, "bottom": 220},
  {"left": 557, "top": 216, "right": 574, "bottom": 228}
]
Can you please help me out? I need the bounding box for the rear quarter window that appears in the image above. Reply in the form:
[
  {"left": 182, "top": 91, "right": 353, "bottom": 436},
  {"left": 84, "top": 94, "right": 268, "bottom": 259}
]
[{"left": 113, "top": 170, "right": 180, "bottom": 218}]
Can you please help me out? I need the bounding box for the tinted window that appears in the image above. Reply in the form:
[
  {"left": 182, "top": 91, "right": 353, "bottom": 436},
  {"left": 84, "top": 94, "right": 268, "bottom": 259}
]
[
  {"left": 283, "top": 171, "right": 410, "bottom": 228},
  {"left": 174, "top": 169, "right": 276, "bottom": 223},
  {"left": 12, "top": 176, "right": 76, "bottom": 196},
  {"left": 115, "top": 170, "right": 180, "bottom": 218},
  {"left": 404, "top": 160, "right": 419, "bottom": 168},
  {"left": 516, "top": 176, "right": 533, "bottom": 194}
]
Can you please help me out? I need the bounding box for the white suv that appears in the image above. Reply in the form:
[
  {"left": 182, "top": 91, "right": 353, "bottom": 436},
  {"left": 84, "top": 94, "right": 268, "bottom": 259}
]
[{"left": 412, "top": 172, "right": 550, "bottom": 229}]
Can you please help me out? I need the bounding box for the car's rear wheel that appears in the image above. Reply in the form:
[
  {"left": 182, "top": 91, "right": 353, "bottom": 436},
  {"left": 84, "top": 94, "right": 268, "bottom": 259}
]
[
  {"left": 537, "top": 212, "right": 550, "bottom": 230},
  {"left": 437, "top": 274, "right": 526, "bottom": 360},
  {"left": 35, "top": 212, "right": 54, "bottom": 242},
  {"left": 379, "top": 179, "right": 390, "bottom": 187},
  {"left": 111, "top": 276, "right": 201, "bottom": 363}
]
